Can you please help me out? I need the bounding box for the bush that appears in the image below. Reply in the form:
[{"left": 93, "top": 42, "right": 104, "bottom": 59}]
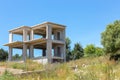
[{"left": 84, "top": 44, "right": 104, "bottom": 57}]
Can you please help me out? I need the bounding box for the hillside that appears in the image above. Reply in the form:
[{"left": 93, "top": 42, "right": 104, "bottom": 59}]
[{"left": 0, "top": 56, "right": 120, "bottom": 80}]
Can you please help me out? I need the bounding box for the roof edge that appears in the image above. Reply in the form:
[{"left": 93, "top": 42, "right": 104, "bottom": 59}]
[
  {"left": 9, "top": 26, "right": 31, "bottom": 32},
  {"left": 31, "top": 21, "right": 66, "bottom": 28}
]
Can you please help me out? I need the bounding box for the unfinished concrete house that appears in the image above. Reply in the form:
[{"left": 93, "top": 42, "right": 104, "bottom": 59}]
[{"left": 4, "top": 22, "right": 66, "bottom": 63}]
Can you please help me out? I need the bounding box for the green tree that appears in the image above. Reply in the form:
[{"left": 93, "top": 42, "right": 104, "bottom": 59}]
[
  {"left": 66, "top": 37, "right": 72, "bottom": 61},
  {"left": 95, "top": 47, "right": 104, "bottom": 56},
  {"left": 0, "top": 48, "right": 8, "bottom": 61},
  {"left": 72, "top": 43, "right": 84, "bottom": 60},
  {"left": 84, "top": 44, "right": 96, "bottom": 57},
  {"left": 84, "top": 44, "right": 104, "bottom": 57},
  {"left": 101, "top": 20, "right": 120, "bottom": 54}
]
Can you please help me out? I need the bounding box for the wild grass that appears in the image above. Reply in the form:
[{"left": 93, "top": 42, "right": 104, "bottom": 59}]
[
  {"left": 0, "top": 59, "right": 44, "bottom": 71},
  {"left": 0, "top": 70, "right": 17, "bottom": 80},
  {"left": 1, "top": 56, "right": 120, "bottom": 80}
]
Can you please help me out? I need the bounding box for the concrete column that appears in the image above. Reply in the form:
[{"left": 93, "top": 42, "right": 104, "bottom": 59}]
[
  {"left": 54, "top": 31, "right": 57, "bottom": 40},
  {"left": 23, "top": 44, "right": 27, "bottom": 61},
  {"left": 63, "top": 29, "right": 65, "bottom": 41},
  {"left": 9, "top": 32, "right": 13, "bottom": 43},
  {"left": 46, "top": 24, "right": 52, "bottom": 39},
  {"left": 23, "top": 29, "right": 28, "bottom": 41},
  {"left": 63, "top": 29, "right": 66, "bottom": 62},
  {"left": 63, "top": 44, "right": 66, "bottom": 62},
  {"left": 54, "top": 46, "right": 57, "bottom": 56},
  {"left": 54, "top": 31, "right": 61, "bottom": 40},
  {"left": 46, "top": 24, "right": 52, "bottom": 63},
  {"left": 46, "top": 40, "right": 52, "bottom": 63},
  {"left": 60, "top": 31, "right": 62, "bottom": 40},
  {"left": 30, "top": 29, "right": 34, "bottom": 40},
  {"left": 29, "top": 45, "right": 34, "bottom": 59},
  {"left": 29, "top": 34, "right": 30, "bottom": 41},
  {"left": 61, "top": 45, "right": 66, "bottom": 62},
  {"left": 8, "top": 47, "right": 12, "bottom": 61}
]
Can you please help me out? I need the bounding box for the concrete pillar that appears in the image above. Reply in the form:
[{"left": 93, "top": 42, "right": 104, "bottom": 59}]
[
  {"left": 54, "top": 31, "right": 61, "bottom": 40},
  {"left": 23, "top": 29, "right": 28, "bottom": 41},
  {"left": 54, "top": 46, "right": 57, "bottom": 56},
  {"left": 23, "top": 44, "right": 27, "bottom": 61},
  {"left": 30, "top": 29, "right": 34, "bottom": 40},
  {"left": 46, "top": 40, "right": 52, "bottom": 63},
  {"left": 61, "top": 45, "right": 65, "bottom": 60},
  {"left": 46, "top": 24, "right": 52, "bottom": 63},
  {"left": 63, "top": 29, "right": 65, "bottom": 41},
  {"left": 63, "top": 44, "right": 66, "bottom": 62},
  {"left": 9, "top": 32, "right": 13, "bottom": 43},
  {"left": 46, "top": 24, "right": 52, "bottom": 39},
  {"left": 29, "top": 34, "right": 30, "bottom": 41},
  {"left": 54, "top": 31, "right": 57, "bottom": 40},
  {"left": 8, "top": 47, "right": 12, "bottom": 61},
  {"left": 63, "top": 29, "right": 66, "bottom": 62},
  {"left": 29, "top": 45, "right": 34, "bottom": 59},
  {"left": 60, "top": 31, "right": 62, "bottom": 40}
]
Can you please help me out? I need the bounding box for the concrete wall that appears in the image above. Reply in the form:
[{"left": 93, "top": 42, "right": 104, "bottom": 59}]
[{"left": 33, "top": 58, "right": 48, "bottom": 64}]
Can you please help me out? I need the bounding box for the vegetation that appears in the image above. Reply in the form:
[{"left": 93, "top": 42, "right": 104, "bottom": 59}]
[
  {"left": 1, "top": 20, "right": 120, "bottom": 79},
  {"left": 72, "top": 42, "right": 84, "bottom": 60},
  {"left": 12, "top": 54, "right": 22, "bottom": 60},
  {"left": 0, "top": 48, "right": 8, "bottom": 61},
  {"left": 66, "top": 38, "right": 84, "bottom": 61},
  {"left": 0, "top": 60, "right": 44, "bottom": 71},
  {"left": 95, "top": 47, "right": 105, "bottom": 56},
  {"left": 1, "top": 56, "right": 120, "bottom": 80},
  {"left": 101, "top": 20, "right": 120, "bottom": 54},
  {"left": 0, "top": 70, "right": 17, "bottom": 80},
  {"left": 84, "top": 44, "right": 104, "bottom": 57},
  {"left": 66, "top": 37, "right": 72, "bottom": 61},
  {"left": 84, "top": 44, "right": 96, "bottom": 57}
]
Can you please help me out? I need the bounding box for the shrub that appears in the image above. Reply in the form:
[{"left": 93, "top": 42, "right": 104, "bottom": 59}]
[{"left": 84, "top": 44, "right": 104, "bottom": 57}]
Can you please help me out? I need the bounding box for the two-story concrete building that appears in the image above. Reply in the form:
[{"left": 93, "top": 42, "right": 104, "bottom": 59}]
[{"left": 4, "top": 22, "right": 66, "bottom": 63}]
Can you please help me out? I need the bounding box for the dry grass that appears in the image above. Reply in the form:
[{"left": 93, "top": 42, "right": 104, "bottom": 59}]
[
  {"left": 1, "top": 56, "right": 120, "bottom": 80},
  {"left": 0, "top": 59, "right": 44, "bottom": 71}
]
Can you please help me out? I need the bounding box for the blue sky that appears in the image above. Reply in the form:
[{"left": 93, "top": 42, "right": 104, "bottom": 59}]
[{"left": 1, "top": 0, "right": 120, "bottom": 52}]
